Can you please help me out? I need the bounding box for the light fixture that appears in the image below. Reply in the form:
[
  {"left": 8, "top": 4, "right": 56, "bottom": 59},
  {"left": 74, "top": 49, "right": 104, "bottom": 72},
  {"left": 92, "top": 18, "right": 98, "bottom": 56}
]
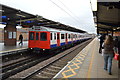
[
  {"left": 0, "top": 10, "right": 4, "bottom": 12},
  {"left": 107, "top": 6, "right": 114, "bottom": 10},
  {"left": 117, "top": 27, "right": 120, "bottom": 29},
  {"left": 47, "top": 22, "right": 50, "bottom": 23},
  {"left": 16, "top": 14, "right": 26, "bottom": 18},
  {"left": 39, "top": 20, "right": 44, "bottom": 21}
]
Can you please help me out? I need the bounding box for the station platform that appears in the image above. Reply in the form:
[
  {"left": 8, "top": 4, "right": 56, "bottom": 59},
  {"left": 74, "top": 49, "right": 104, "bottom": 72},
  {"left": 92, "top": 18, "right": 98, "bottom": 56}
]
[
  {"left": 0, "top": 41, "right": 28, "bottom": 53},
  {"left": 53, "top": 38, "right": 119, "bottom": 79}
]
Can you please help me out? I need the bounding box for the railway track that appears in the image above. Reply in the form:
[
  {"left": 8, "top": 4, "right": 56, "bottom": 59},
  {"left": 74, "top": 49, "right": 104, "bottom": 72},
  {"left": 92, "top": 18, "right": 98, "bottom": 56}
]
[
  {"left": 1, "top": 47, "right": 44, "bottom": 71},
  {"left": 29, "top": 39, "right": 91, "bottom": 79},
  {"left": 1, "top": 45, "right": 62, "bottom": 80},
  {"left": 1, "top": 48, "right": 36, "bottom": 72},
  {"left": 2, "top": 56, "right": 38, "bottom": 73},
  {"left": 2, "top": 48, "right": 31, "bottom": 63},
  {"left": 1, "top": 52, "right": 60, "bottom": 80},
  {"left": 3, "top": 39, "right": 92, "bottom": 80}
]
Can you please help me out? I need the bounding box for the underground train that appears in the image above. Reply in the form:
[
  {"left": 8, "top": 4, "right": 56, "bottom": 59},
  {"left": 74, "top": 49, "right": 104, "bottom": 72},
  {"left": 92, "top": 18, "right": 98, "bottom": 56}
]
[{"left": 28, "top": 26, "right": 91, "bottom": 52}]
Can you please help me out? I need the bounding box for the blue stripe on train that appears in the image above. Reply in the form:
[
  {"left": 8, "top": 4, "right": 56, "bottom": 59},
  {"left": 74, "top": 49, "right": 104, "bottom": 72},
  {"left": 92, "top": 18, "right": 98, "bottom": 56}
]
[
  {"left": 77, "top": 40, "right": 79, "bottom": 42},
  {"left": 51, "top": 41, "right": 75, "bottom": 48},
  {"left": 50, "top": 44, "right": 57, "bottom": 48},
  {"left": 73, "top": 40, "right": 77, "bottom": 42},
  {"left": 60, "top": 42, "right": 65, "bottom": 46},
  {"left": 68, "top": 41, "right": 72, "bottom": 44}
]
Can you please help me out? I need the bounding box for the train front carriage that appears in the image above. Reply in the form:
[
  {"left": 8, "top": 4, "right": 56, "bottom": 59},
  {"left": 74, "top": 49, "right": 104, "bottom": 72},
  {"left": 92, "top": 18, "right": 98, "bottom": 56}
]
[{"left": 28, "top": 27, "right": 51, "bottom": 51}]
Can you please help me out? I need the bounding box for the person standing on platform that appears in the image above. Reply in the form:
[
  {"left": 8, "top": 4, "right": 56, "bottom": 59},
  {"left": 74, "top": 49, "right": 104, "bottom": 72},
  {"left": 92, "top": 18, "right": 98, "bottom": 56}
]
[
  {"left": 19, "top": 34, "right": 23, "bottom": 45},
  {"left": 114, "top": 37, "right": 120, "bottom": 69},
  {"left": 103, "top": 35, "right": 114, "bottom": 75},
  {"left": 99, "top": 34, "right": 105, "bottom": 53},
  {"left": 114, "top": 37, "right": 118, "bottom": 54},
  {"left": 118, "top": 40, "right": 120, "bottom": 69}
]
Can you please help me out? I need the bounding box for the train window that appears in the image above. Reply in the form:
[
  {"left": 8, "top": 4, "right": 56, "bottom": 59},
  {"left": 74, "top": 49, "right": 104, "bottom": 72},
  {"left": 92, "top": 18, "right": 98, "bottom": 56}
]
[
  {"left": 79, "top": 35, "right": 81, "bottom": 38},
  {"left": 73, "top": 34, "right": 75, "bottom": 38},
  {"left": 29, "top": 32, "right": 34, "bottom": 40},
  {"left": 36, "top": 33, "right": 39, "bottom": 40},
  {"left": 61, "top": 34, "right": 64, "bottom": 39},
  {"left": 40, "top": 32, "right": 47, "bottom": 41},
  {"left": 54, "top": 33, "right": 56, "bottom": 40},
  {"left": 75, "top": 34, "right": 77, "bottom": 38},
  {"left": 51, "top": 33, "right": 52, "bottom": 40},
  {"left": 71, "top": 34, "right": 73, "bottom": 39},
  {"left": 68, "top": 34, "right": 70, "bottom": 39}
]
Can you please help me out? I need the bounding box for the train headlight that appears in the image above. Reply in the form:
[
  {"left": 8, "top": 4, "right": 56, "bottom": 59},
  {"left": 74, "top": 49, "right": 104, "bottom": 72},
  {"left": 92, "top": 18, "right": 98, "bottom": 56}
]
[
  {"left": 31, "top": 48, "right": 33, "bottom": 49},
  {"left": 43, "top": 49, "right": 45, "bottom": 51}
]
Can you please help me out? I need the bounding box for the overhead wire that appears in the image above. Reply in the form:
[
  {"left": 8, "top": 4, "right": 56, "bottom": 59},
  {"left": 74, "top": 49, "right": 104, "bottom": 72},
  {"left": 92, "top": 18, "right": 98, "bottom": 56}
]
[
  {"left": 56, "top": 0, "right": 90, "bottom": 31},
  {"left": 49, "top": 0, "right": 81, "bottom": 25},
  {"left": 57, "top": 0, "right": 81, "bottom": 22}
]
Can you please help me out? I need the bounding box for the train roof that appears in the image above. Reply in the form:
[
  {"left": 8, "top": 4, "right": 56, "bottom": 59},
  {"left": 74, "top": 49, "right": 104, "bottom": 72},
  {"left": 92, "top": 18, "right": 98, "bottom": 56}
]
[{"left": 29, "top": 26, "right": 85, "bottom": 35}]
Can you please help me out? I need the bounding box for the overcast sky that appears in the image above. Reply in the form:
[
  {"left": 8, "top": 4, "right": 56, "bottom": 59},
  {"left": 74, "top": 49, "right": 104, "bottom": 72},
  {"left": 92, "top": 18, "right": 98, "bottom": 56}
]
[{"left": 0, "top": 0, "right": 96, "bottom": 34}]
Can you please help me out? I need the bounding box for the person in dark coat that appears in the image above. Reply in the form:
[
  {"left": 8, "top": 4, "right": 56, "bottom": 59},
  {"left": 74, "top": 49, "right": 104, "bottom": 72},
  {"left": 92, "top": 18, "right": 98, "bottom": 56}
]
[
  {"left": 99, "top": 34, "right": 105, "bottom": 53},
  {"left": 19, "top": 34, "right": 23, "bottom": 45},
  {"left": 113, "top": 37, "right": 120, "bottom": 69},
  {"left": 118, "top": 40, "right": 120, "bottom": 69},
  {"left": 114, "top": 37, "right": 118, "bottom": 47},
  {"left": 114, "top": 37, "right": 118, "bottom": 53}
]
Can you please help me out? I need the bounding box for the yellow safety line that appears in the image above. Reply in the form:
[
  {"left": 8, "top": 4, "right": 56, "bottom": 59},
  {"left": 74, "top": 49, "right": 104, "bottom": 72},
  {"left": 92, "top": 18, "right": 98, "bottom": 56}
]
[
  {"left": 75, "top": 58, "right": 83, "bottom": 64},
  {"left": 79, "top": 54, "right": 86, "bottom": 57},
  {"left": 62, "top": 57, "right": 83, "bottom": 78},
  {"left": 87, "top": 40, "right": 96, "bottom": 79},
  {"left": 77, "top": 56, "right": 84, "bottom": 60},
  {"left": 62, "top": 65, "right": 76, "bottom": 78},
  {"left": 60, "top": 38, "right": 97, "bottom": 79}
]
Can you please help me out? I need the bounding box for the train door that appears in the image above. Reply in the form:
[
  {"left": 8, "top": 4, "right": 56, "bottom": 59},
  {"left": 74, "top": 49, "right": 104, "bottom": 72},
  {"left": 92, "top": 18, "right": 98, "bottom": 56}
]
[
  {"left": 75, "top": 34, "right": 77, "bottom": 41},
  {"left": 39, "top": 32, "right": 50, "bottom": 49},
  {"left": 35, "top": 32, "right": 39, "bottom": 48},
  {"left": 65, "top": 33, "right": 68, "bottom": 44},
  {"left": 29, "top": 31, "right": 35, "bottom": 48},
  {"left": 57, "top": 32, "right": 60, "bottom": 46},
  {"left": 71, "top": 33, "right": 73, "bottom": 42}
]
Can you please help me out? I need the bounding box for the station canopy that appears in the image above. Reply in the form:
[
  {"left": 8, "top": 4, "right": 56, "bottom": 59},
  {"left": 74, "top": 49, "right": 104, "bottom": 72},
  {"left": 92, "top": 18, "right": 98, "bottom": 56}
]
[
  {"left": 96, "top": 1, "right": 120, "bottom": 32},
  {"left": 0, "top": 4, "right": 86, "bottom": 33}
]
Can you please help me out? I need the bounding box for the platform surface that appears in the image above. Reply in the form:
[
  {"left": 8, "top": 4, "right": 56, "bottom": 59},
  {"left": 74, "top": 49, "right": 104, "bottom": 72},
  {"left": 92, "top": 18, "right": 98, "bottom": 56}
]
[
  {"left": 0, "top": 41, "right": 28, "bottom": 53},
  {"left": 53, "top": 38, "right": 119, "bottom": 79}
]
